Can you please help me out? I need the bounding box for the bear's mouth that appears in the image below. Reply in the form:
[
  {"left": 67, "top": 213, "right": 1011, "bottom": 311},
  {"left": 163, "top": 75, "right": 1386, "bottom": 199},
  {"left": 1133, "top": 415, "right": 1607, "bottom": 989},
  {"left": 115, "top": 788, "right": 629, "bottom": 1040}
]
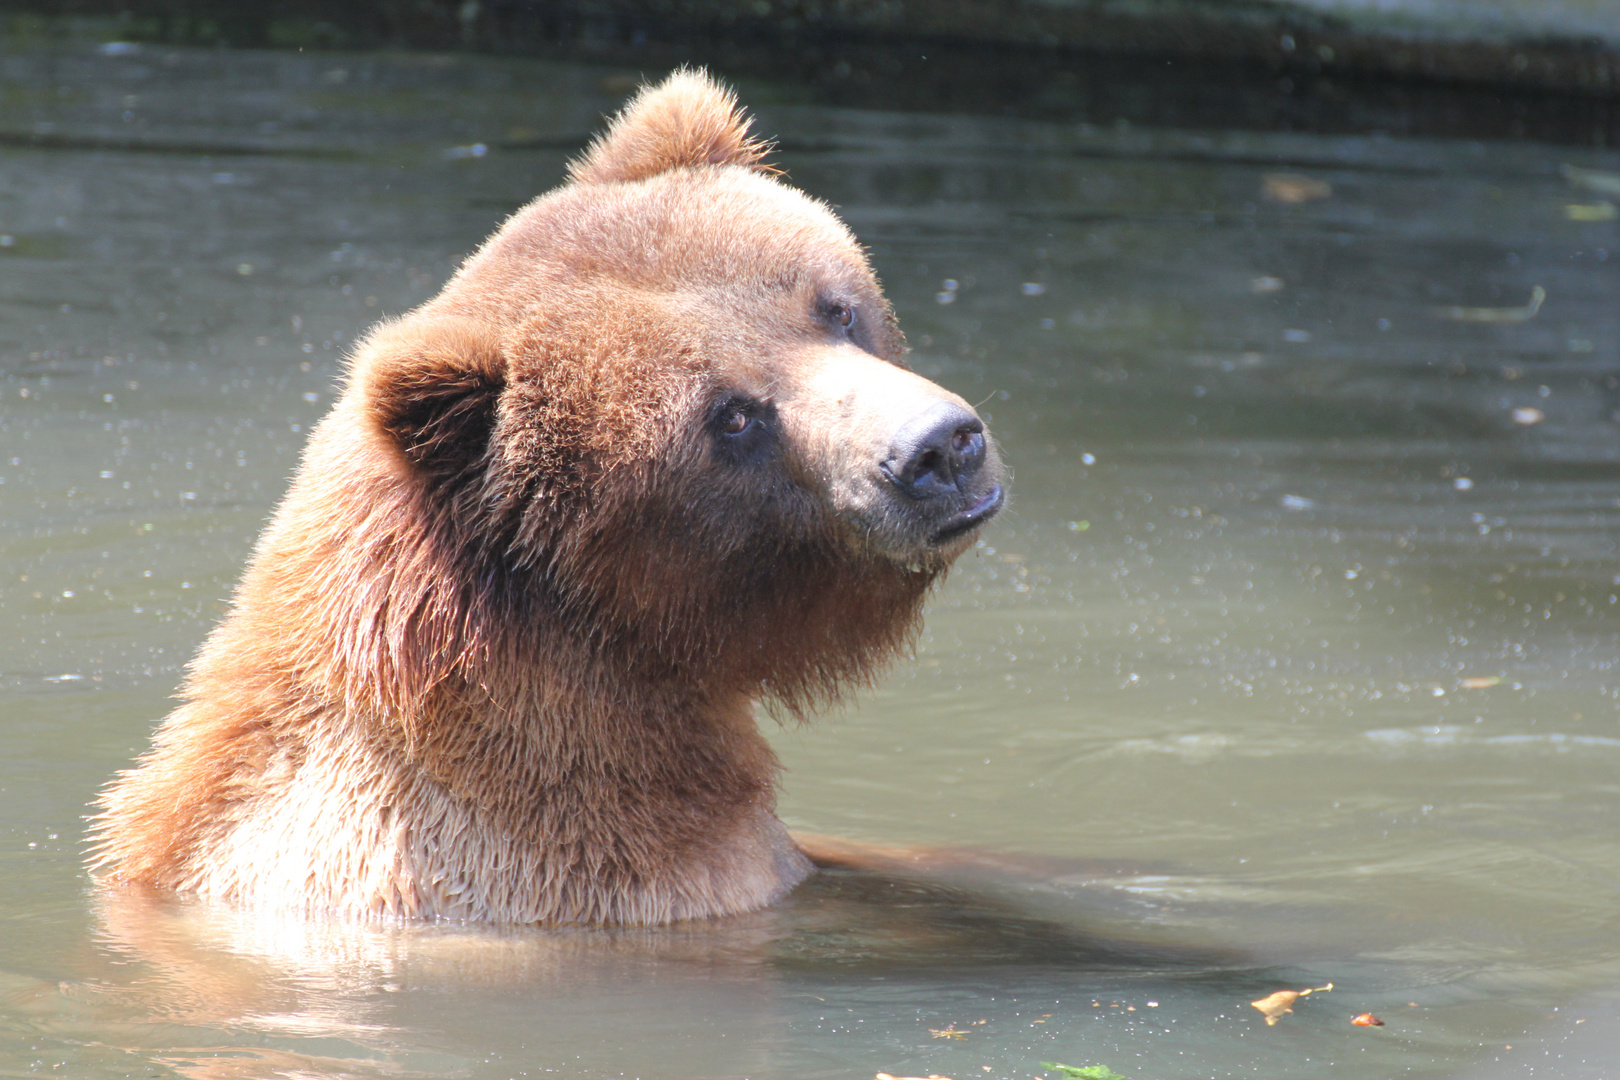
[{"left": 931, "top": 483, "right": 1005, "bottom": 545}]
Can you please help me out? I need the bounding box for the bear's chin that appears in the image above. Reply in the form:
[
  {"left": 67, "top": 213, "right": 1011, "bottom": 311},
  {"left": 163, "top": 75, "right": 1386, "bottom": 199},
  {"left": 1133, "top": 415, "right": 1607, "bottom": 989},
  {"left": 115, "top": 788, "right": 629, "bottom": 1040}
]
[{"left": 836, "top": 478, "right": 1005, "bottom": 575}]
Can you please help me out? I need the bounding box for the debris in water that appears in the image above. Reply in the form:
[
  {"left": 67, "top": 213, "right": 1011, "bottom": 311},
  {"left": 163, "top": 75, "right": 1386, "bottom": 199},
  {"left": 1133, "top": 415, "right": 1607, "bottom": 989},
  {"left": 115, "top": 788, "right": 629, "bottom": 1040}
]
[
  {"left": 1041, "top": 1066, "right": 1126, "bottom": 1080},
  {"left": 1511, "top": 407, "right": 1544, "bottom": 425},
  {"left": 1263, "top": 173, "right": 1332, "bottom": 203},
  {"left": 1435, "top": 285, "right": 1544, "bottom": 323},
  {"left": 1251, "top": 983, "right": 1333, "bottom": 1025},
  {"left": 876, "top": 1074, "right": 955, "bottom": 1080},
  {"left": 929, "top": 1026, "right": 968, "bottom": 1040},
  {"left": 1458, "top": 675, "right": 1502, "bottom": 689},
  {"left": 1564, "top": 203, "right": 1617, "bottom": 222},
  {"left": 1250, "top": 275, "right": 1285, "bottom": 293},
  {"left": 1280, "top": 494, "right": 1315, "bottom": 511},
  {"left": 1351, "top": 1013, "right": 1385, "bottom": 1027}
]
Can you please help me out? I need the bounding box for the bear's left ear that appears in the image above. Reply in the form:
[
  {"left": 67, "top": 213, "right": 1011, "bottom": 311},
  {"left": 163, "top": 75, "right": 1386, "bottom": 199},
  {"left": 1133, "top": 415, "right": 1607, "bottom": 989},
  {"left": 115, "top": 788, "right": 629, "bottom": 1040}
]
[
  {"left": 568, "top": 67, "right": 774, "bottom": 185},
  {"left": 356, "top": 317, "right": 507, "bottom": 485}
]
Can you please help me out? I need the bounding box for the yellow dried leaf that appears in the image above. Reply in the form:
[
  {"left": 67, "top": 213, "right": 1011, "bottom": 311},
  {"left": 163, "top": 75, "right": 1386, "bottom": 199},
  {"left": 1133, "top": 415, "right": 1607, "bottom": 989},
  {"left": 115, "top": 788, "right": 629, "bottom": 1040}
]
[
  {"left": 1252, "top": 990, "right": 1300, "bottom": 1024},
  {"left": 1252, "top": 983, "right": 1333, "bottom": 1025}
]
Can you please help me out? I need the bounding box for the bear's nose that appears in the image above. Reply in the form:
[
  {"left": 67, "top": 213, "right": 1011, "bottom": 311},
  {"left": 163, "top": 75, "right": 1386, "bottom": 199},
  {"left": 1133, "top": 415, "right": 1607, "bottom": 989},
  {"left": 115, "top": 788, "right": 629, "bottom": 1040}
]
[{"left": 882, "top": 401, "right": 987, "bottom": 500}]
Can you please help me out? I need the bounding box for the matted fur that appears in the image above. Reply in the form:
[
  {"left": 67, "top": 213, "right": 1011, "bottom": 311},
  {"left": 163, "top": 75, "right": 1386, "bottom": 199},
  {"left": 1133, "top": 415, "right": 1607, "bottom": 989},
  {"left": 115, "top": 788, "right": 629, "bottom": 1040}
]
[{"left": 91, "top": 70, "right": 1000, "bottom": 925}]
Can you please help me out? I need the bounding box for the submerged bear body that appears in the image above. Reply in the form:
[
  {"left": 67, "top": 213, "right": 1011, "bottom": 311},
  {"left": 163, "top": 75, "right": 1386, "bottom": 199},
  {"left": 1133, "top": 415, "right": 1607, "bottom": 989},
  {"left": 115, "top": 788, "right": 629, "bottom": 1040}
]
[{"left": 93, "top": 71, "right": 1004, "bottom": 924}]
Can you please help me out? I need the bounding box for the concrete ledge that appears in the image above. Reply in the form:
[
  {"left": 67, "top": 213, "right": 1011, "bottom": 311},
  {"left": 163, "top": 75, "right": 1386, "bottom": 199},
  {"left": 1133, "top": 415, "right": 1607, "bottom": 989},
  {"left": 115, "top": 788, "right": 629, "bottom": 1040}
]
[
  {"left": 518, "top": 0, "right": 1620, "bottom": 97},
  {"left": 7, "top": 0, "right": 1620, "bottom": 104}
]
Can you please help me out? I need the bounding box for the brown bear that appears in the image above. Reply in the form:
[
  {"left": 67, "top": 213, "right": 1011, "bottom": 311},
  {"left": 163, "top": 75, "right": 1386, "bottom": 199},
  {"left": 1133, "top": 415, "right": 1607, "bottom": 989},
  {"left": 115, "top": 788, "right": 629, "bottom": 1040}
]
[{"left": 91, "top": 69, "right": 1004, "bottom": 925}]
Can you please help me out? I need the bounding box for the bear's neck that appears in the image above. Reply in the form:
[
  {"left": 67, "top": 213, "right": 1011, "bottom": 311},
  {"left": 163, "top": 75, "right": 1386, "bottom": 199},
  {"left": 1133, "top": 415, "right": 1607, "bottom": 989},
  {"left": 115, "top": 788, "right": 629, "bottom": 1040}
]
[
  {"left": 349, "top": 664, "right": 814, "bottom": 922},
  {"left": 400, "top": 673, "right": 778, "bottom": 841}
]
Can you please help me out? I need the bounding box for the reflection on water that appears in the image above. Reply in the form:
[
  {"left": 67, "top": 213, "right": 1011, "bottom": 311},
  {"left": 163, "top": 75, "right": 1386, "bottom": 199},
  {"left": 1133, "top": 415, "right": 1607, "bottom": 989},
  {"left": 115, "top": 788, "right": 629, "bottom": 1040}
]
[{"left": 2, "top": 30, "right": 1619, "bottom": 1080}]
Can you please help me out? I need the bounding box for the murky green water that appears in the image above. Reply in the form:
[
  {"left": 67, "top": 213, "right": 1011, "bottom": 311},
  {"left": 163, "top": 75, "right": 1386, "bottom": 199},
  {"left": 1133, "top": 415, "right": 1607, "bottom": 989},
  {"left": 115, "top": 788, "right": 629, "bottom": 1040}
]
[{"left": 3, "top": 34, "right": 1619, "bottom": 1080}]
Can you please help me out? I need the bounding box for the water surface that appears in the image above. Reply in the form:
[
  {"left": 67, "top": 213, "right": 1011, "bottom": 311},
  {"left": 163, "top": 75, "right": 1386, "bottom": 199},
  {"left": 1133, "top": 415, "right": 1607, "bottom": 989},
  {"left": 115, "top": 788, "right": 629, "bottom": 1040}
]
[{"left": 3, "top": 37, "right": 1619, "bottom": 1080}]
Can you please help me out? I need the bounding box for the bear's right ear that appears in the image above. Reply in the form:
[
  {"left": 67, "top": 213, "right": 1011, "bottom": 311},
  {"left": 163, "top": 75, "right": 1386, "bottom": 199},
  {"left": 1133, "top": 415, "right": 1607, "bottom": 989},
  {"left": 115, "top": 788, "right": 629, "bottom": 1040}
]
[
  {"left": 356, "top": 318, "right": 507, "bottom": 485},
  {"left": 568, "top": 67, "right": 773, "bottom": 185}
]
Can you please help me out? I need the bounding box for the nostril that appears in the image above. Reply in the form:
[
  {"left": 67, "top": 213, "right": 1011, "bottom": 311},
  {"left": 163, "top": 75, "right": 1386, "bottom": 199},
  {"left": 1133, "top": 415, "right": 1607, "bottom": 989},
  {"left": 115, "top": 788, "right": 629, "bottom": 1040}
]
[
  {"left": 912, "top": 448, "right": 942, "bottom": 481},
  {"left": 883, "top": 401, "right": 987, "bottom": 499}
]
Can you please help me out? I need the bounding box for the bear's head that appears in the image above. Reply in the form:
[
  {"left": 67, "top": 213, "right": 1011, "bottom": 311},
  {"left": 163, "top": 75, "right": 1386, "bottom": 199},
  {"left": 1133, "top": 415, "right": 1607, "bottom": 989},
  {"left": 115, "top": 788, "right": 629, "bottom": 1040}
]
[{"left": 350, "top": 69, "right": 1004, "bottom": 718}]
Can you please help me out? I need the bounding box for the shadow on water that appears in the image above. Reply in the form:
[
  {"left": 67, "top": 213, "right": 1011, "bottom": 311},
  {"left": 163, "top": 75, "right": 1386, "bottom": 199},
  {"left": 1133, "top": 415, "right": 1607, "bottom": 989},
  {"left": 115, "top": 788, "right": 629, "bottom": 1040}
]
[
  {"left": 84, "top": 861, "right": 1265, "bottom": 984},
  {"left": 774, "top": 865, "right": 1254, "bottom": 976},
  {"left": 32, "top": 866, "right": 1286, "bottom": 1080}
]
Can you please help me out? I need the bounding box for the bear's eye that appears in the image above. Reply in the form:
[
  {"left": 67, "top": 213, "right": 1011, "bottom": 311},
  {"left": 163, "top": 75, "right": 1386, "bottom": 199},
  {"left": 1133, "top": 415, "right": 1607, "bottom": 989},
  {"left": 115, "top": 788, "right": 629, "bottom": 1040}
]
[
  {"left": 817, "top": 297, "right": 857, "bottom": 336},
  {"left": 710, "top": 395, "right": 777, "bottom": 467}
]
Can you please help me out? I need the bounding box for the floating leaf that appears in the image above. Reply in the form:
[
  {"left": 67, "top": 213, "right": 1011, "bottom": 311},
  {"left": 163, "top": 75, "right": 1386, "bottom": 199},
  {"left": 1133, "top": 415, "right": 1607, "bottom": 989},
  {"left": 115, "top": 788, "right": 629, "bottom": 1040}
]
[
  {"left": 1251, "top": 983, "right": 1333, "bottom": 1025},
  {"left": 1458, "top": 675, "right": 1502, "bottom": 690},
  {"left": 1041, "top": 1065, "right": 1126, "bottom": 1080},
  {"left": 1435, "top": 285, "right": 1544, "bottom": 323},
  {"left": 929, "top": 1026, "right": 968, "bottom": 1041},
  {"left": 1252, "top": 990, "right": 1300, "bottom": 1024},
  {"left": 1351, "top": 1013, "right": 1385, "bottom": 1026}
]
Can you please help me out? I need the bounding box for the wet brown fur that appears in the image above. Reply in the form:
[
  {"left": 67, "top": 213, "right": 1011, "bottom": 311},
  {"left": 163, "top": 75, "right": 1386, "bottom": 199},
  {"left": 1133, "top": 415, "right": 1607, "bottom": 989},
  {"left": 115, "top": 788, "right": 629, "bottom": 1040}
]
[{"left": 92, "top": 69, "right": 993, "bottom": 924}]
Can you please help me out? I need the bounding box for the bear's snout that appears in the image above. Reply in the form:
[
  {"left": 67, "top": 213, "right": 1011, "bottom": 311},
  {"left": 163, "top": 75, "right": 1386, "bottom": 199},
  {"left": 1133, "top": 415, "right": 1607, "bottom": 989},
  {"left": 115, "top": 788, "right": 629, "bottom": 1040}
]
[
  {"left": 793, "top": 348, "right": 1005, "bottom": 559},
  {"left": 875, "top": 398, "right": 1004, "bottom": 548},
  {"left": 882, "top": 401, "right": 988, "bottom": 501}
]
